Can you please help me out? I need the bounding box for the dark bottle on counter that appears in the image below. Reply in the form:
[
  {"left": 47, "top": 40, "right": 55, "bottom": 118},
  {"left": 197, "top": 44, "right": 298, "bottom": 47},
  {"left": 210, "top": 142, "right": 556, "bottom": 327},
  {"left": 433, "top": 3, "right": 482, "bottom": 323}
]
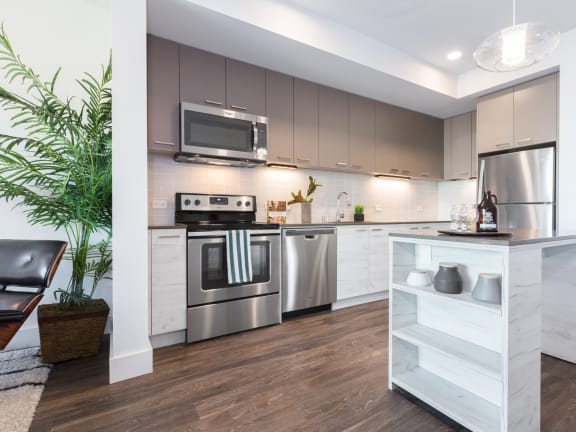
[{"left": 477, "top": 190, "right": 498, "bottom": 232}]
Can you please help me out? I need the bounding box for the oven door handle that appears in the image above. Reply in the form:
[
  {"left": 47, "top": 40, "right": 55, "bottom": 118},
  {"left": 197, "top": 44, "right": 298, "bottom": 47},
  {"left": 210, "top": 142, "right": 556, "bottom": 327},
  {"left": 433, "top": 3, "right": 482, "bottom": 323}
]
[{"left": 187, "top": 229, "right": 280, "bottom": 238}]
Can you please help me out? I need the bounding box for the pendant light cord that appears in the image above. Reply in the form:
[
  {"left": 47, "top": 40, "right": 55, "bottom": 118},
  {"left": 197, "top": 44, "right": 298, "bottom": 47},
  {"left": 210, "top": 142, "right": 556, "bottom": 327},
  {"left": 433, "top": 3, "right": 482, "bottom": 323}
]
[{"left": 512, "top": 0, "right": 516, "bottom": 26}]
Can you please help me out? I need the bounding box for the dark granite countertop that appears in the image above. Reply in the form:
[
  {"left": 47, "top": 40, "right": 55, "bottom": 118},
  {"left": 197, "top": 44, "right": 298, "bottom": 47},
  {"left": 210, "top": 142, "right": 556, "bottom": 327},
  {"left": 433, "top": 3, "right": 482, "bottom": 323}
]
[{"left": 389, "top": 229, "right": 576, "bottom": 246}]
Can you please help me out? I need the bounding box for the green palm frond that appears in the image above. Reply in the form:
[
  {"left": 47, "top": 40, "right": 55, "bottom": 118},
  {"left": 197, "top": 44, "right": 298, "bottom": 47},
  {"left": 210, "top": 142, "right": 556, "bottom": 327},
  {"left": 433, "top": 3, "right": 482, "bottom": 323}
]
[{"left": 0, "top": 25, "right": 112, "bottom": 308}]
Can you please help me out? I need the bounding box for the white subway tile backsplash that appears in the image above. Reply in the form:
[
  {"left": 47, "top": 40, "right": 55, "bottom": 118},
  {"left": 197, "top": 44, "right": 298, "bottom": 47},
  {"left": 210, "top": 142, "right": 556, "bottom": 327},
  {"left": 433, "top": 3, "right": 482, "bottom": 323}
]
[{"left": 148, "top": 154, "right": 469, "bottom": 225}]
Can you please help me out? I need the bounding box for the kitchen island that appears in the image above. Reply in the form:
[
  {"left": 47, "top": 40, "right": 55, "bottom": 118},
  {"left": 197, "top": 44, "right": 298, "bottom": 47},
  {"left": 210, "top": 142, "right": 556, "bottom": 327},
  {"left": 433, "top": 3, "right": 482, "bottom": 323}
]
[{"left": 388, "top": 229, "right": 576, "bottom": 432}]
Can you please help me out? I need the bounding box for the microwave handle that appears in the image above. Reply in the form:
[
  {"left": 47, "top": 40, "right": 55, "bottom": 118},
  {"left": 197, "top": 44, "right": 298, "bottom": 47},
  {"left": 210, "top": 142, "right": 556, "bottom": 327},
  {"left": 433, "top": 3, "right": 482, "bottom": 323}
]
[{"left": 252, "top": 122, "right": 258, "bottom": 150}]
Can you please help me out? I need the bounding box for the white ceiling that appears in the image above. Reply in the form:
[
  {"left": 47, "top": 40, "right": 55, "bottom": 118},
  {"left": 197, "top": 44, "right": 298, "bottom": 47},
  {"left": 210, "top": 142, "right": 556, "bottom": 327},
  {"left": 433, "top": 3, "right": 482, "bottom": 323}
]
[{"left": 147, "top": 0, "right": 576, "bottom": 118}]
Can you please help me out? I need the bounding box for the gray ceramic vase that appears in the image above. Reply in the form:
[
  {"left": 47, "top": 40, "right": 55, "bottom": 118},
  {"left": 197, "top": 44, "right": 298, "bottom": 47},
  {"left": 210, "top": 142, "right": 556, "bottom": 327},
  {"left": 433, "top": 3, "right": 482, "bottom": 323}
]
[
  {"left": 472, "top": 273, "right": 502, "bottom": 304},
  {"left": 434, "top": 263, "right": 463, "bottom": 294}
]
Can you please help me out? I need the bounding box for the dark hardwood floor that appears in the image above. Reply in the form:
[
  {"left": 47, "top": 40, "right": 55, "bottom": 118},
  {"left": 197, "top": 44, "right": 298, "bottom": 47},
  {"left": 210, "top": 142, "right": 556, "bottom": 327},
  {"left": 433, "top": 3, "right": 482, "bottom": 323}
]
[{"left": 30, "top": 300, "right": 576, "bottom": 431}]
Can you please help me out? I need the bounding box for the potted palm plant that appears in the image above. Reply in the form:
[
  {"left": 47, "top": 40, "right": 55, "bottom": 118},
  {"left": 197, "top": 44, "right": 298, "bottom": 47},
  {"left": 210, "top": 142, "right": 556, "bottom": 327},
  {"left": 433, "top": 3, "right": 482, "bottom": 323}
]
[{"left": 0, "top": 27, "right": 112, "bottom": 362}]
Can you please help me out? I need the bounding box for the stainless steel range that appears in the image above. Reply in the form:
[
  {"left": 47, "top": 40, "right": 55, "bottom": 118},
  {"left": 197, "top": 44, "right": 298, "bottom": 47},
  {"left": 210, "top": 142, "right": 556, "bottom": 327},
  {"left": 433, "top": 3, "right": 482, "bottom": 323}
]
[{"left": 175, "top": 193, "right": 281, "bottom": 343}]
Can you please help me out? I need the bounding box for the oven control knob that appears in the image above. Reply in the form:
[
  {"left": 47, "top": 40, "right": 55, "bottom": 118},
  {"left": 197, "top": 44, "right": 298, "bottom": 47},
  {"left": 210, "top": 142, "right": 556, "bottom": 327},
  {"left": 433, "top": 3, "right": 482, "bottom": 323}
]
[
  {"left": 184, "top": 199, "right": 191, "bottom": 206},
  {"left": 194, "top": 199, "right": 201, "bottom": 206},
  {"left": 236, "top": 200, "right": 242, "bottom": 207},
  {"left": 245, "top": 201, "right": 251, "bottom": 207}
]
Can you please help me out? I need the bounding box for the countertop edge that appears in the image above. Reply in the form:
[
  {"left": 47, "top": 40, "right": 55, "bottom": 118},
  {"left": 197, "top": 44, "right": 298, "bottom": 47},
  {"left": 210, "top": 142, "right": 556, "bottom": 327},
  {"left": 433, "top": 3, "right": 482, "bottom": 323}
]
[{"left": 389, "top": 230, "right": 576, "bottom": 246}]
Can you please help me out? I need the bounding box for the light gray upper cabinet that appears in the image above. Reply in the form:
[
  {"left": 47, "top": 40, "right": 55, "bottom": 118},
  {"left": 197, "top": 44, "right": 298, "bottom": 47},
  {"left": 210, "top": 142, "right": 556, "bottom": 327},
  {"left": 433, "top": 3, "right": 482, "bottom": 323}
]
[
  {"left": 376, "top": 102, "right": 442, "bottom": 178},
  {"left": 147, "top": 35, "right": 180, "bottom": 153},
  {"left": 514, "top": 74, "right": 558, "bottom": 147},
  {"left": 319, "top": 86, "right": 349, "bottom": 170},
  {"left": 349, "top": 95, "right": 375, "bottom": 173},
  {"left": 266, "top": 71, "right": 294, "bottom": 164},
  {"left": 294, "top": 79, "right": 319, "bottom": 168},
  {"left": 444, "top": 111, "right": 476, "bottom": 180},
  {"left": 179, "top": 45, "right": 226, "bottom": 108},
  {"left": 471, "top": 113, "right": 477, "bottom": 178},
  {"left": 226, "top": 59, "right": 266, "bottom": 116},
  {"left": 477, "top": 88, "right": 514, "bottom": 154},
  {"left": 477, "top": 74, "right": 558, "bottom": 155}
]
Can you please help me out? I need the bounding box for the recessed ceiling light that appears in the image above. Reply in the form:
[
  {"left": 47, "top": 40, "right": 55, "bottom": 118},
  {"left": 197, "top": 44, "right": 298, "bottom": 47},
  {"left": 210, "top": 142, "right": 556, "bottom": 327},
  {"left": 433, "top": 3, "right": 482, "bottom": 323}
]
[{"left": 447, "top": 50, "right": 462, "bottom": 61}]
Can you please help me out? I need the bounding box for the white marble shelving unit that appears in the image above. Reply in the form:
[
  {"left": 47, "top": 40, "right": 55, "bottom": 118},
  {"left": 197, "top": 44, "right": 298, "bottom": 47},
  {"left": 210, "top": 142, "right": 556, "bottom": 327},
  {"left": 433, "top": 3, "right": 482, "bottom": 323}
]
[{"left": 388, "top": 234, "right": 548, "bottom": 432}]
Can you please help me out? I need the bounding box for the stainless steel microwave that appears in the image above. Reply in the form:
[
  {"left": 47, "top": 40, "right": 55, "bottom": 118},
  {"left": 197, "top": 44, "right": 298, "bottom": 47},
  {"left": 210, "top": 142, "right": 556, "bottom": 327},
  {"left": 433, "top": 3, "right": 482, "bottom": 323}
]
[{"left": 175, "top": 102, "right": 268, "bottom": 167}]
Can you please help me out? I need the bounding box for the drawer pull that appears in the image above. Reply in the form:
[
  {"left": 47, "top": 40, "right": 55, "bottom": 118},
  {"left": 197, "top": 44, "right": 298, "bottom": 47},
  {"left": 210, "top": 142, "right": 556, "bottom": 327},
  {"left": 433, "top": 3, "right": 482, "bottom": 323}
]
[
  {"left": 157, "top": 235, "right": 181, "bottom": 239},
  {"left": 495, "top": 143, "right": 511, "bottom": 148},
  {"left": 516, "top": 138, "right": 534, "bottom": 144},
  {"left": 351, "top": 164, "right": 362, "bottom": 169},
  {"left": 371, "top": 228, "right": 383, "bottom": 232},
  {"left": 336, "top": 162, "right": 348, "bottom": 167},
  {"left": 297, "top": 158, "right": 311, "bottom": 163},
  {"left": 277, "top": 155, "right": 292, "bottom": 162},
  {"left": 153, "top": 141, "right": 175, "bottom": 146},
  {"left": 356, "top": 229, "right": 368, "bottom": 232},
  {"left": 204, "top": 100, "right": 223, "bottom": 106},
  {"left": 230, "top": 105, "right": 247, "bottom": 111}
]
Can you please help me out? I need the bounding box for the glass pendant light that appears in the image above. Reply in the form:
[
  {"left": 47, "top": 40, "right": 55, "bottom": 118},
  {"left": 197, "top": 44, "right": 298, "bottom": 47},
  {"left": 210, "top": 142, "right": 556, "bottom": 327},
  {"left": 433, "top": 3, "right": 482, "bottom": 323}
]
[{"left": 474, "top": 0, "right": 560, "bottom": 72}]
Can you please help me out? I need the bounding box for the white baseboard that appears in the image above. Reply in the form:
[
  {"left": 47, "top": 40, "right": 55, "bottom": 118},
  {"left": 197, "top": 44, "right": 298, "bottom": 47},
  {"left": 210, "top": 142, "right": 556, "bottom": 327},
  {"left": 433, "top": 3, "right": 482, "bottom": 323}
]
[
  {"left": 332, "top": 291, "right": 389, "bottom": 311},
  {"left": 109, "top": 342, "right": 153, "bottom": 384},
  {"left": 150, "top": 330, "right": 186, "bottom": 349}
]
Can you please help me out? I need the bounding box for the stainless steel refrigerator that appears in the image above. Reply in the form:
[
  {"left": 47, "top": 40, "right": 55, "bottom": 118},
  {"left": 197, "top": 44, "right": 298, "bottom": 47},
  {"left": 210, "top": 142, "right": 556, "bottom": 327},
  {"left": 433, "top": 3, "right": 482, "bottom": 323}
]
[{"left": 479, "top": 145, "right": 555, "bottom": 235}]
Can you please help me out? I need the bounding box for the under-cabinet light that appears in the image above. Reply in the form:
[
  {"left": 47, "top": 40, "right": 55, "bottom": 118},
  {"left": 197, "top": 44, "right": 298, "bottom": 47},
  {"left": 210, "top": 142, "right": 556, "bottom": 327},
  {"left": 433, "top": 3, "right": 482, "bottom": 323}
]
[
  {"left": 267, "top": 162, "right": 297, "bottom": 169},
  {"left": 374, "top": 173, "right": 411, "bottom": 180}
]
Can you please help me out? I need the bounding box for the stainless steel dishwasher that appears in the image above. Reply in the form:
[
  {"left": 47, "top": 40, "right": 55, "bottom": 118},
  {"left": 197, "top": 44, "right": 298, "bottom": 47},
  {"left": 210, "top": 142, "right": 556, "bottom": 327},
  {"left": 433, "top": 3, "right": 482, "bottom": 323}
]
[{"left": 282, "top": 227, "right": 337, "bottom": 313}]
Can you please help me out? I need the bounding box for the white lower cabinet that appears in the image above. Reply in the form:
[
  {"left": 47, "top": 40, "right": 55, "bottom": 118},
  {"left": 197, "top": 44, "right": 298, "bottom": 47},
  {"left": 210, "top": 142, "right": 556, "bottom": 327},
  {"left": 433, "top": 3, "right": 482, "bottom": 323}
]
[
  {"left": 337, "top": 225, "right": 406, "bottom": 301},
  {"left": 149, "top": 228, "right": 187, "bottom": 335},
  {"left": 337, "top": 226, "right": 370, "bottom": 299}
]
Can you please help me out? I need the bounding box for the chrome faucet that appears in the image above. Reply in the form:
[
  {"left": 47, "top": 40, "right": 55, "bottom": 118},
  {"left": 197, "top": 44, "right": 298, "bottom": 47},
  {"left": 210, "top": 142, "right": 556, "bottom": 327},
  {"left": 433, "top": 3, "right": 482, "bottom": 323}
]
[{"left": 336, "top": 192, "right": 351, "bottom": 223}]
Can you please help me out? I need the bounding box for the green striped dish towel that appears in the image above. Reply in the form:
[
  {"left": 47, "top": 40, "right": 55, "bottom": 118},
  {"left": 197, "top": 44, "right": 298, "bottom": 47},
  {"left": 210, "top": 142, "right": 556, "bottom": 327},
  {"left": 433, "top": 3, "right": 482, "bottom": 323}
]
[{"left": 226, "top": 230, "right": 253, "bottom": 284}]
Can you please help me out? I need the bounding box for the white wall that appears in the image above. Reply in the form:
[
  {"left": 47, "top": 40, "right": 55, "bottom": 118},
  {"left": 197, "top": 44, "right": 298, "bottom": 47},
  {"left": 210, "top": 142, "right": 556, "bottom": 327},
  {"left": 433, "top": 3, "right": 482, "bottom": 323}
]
[
  {"left": 437, "top": 179, "right": 478, "bottom": 220},
  {"left": 0, "top": 0, "right": 112, "bottom": 350},
  {"left": 149, "top": 154, "right": 443, "bottom": 225},
  {"left": 558, "top": 29, "right": 576, "bottom": 231},
  {"left": 110, "top": 0, "right": 152, "bottom": 383}
]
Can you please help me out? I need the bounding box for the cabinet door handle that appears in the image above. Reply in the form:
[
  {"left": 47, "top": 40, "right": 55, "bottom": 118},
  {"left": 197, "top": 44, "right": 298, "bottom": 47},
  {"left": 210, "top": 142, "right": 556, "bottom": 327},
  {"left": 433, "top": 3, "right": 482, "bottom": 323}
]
[
  {"left": 204, "top": 100, "right": 223, "bottom": 106},
  {"left": 421, "top": 226, "right": 431, "bottom": 230},
  {"left": 495, "top": 143, "right": 511, "bottom": 148},
  {"left": 297, "top": 157, "right": 311, "bottom": 163},
  {"left": 371, "top": 228, "right": 383, "bottom": 232},
  {"left": 409, "top": 227, "right": 419, "bottom": 230},
  {"left": 420, "top": 172, "right": 430, "bottom": 177},
  {"left": 157, "top": 235, "right": 182, "bottom": 239},
  {"left": 389, "top": 168, "right": 399, "bottom": 173},
  {"left": 458, "top": 171, "right": 469, "bottom": 176},
  {"left": 516, "top": 138, "right": 534, "bottom": 144},
  {"left": 230, "top": 105, "right": 247, "bottom": 111},
  {"left": 356, "top": 229, "right": 368, "bottom": 232},
  {"left": 336, "top": 162, "right": 348, "bottom": 167},
  {"left": 351, "top": 164, "right": 362, "bottom": 169},
  {"left": 401, "top": 170, "right": 410, "bottom": 175},
  {"left": 153, "top": 141, "right": 175, "bottom": 146},
  {"left": 277, "top": 155, "right": 292, "bottom": 162}
]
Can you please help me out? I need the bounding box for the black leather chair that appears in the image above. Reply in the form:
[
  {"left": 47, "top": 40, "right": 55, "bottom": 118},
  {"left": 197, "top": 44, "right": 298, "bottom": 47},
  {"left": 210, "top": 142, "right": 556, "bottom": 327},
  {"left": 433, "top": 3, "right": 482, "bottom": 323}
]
[{"left": 0, "top": 239, "right": 67, "bottom": 350}]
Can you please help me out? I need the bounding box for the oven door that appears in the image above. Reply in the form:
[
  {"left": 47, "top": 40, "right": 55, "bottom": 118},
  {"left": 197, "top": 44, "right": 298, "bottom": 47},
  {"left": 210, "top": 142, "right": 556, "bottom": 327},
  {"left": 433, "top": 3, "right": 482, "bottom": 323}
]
[{"left": 187, "top": 230, "right": 280, "bottom": 305}]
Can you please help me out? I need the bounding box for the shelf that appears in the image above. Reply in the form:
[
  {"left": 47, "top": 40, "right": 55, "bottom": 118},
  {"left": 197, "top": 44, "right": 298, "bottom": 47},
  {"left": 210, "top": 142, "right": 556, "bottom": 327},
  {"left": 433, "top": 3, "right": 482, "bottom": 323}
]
[
  {"left": 392, "top": 282, "right": 501, "bottom": 315},
  {"left": 392, "top": 367, "right": 500, "bottom": 432},
  {"left": 392, "top": 324, "right": 501, "bottom": 379}
]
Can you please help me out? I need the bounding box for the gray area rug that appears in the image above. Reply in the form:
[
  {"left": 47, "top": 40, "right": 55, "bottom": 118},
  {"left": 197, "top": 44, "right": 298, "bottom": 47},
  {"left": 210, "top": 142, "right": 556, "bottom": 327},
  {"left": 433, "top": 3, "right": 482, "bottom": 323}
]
[{"left": 0, "top": 347, "right": 51, "bottom": 432}]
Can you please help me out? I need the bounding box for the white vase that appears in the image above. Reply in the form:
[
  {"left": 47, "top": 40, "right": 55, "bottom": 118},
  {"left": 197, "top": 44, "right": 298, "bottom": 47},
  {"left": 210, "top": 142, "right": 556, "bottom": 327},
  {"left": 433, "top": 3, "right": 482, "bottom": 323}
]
[{"left": 289, "top": 203, "right": 312, "bottom": 224}]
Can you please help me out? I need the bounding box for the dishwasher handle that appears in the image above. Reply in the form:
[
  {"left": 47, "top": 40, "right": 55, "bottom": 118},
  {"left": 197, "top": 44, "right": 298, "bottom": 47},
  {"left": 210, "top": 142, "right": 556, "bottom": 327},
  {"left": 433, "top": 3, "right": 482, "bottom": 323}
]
[{"left": 284, "top": 228, "right": 335, "bottom": 237}]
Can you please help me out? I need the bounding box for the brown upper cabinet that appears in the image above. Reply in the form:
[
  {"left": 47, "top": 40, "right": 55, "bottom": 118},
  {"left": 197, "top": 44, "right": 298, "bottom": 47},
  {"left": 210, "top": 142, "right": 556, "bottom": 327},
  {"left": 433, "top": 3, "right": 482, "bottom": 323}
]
[
  {"left": 179, "top": 45, "right": 265, "bottom": 116},
  {"left": 319, "top": 86, "right": 349, "bottom": 171},
  {"left": 147, "top": 35, "right": 180, "bottom": 153},
  {"left": 266, "top": 71, "right": 294, "bottom": 164},
  {"left": 294, "top": 79, "right": 319, "bottom": 168},
  {"left": 477, "top": 74, "right": 557, "bottom": 154},
  {"left": 444, "top": 111, "right": 477, "bottom": 180},
  {"left": 349, "top": 95, "right": 376, "bottom": 173},
  {"left": 376, "top": 103, "right": 443, "bottom": 179}
]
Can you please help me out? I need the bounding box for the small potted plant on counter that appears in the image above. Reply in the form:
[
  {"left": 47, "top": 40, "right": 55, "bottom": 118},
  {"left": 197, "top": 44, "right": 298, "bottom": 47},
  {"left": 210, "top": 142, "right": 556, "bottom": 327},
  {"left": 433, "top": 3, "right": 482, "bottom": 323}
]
[{"left": 354, "top": 205, "right": 365, "bottom": 222}]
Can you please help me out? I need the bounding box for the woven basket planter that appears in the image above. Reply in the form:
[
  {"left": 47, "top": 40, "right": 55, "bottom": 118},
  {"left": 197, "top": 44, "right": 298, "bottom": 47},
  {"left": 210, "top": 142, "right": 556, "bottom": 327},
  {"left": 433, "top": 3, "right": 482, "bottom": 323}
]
[{"left": 38, "top": 299, "right": 109, "bottom": 363}]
